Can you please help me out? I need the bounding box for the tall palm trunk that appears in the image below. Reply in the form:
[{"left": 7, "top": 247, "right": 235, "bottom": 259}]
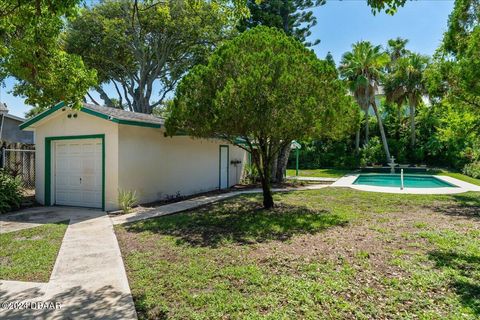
[
  {"left": 364, "top": 109, "right": 369, "bottom": 145},
  {"left": 409, "top": 102, "right": 416, "bottom": 149},
  {"left": 371, "top": 101, "right": 391, "bottom": 163}
]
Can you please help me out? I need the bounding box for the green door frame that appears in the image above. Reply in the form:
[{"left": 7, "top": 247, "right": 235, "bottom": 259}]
[
  {"left": 45, "top": 134, "right": 106, "bottom": 210},
  {"left": 219, "top": 145, "right": 229, "bottom": 189}
]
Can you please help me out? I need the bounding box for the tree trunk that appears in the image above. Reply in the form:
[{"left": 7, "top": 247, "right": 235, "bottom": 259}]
[
  {"left": 270, "top": 153, "right": 278, "bottom": 183},
  {"left": 275, "top": 143, "right": 291, "bottom": 183},
  {"left": 261, "top": 176, "right": 274, "bottom": 209},
  {"left": 364, "top": 109, "right": 369, "bottom": 146},
  {"left": 252, "top": 143, "right": 275, "bottom": 209},
  {"left": 396, "top": 105, "right": 401, "bottom": 142},
  {"left": 372, "top": 101, "right": 391, "bottom": 163},
  {"left": 409, "top": 103, "right": 416, "bottom": 149},
  {"left": 97, "top": 86, "right": 114, "bottom": 108}
]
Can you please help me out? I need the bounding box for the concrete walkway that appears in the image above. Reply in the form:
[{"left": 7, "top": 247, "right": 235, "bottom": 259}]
[
  {"left": 0, "top": 210, "right": 137, "bottom": 320},
  {"left": 0, "top": 206, "right": 99, "bottom": 234}
]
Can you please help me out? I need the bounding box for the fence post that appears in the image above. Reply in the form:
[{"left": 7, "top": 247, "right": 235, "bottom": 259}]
[
  {"left": 0, "top": 144, "right": 5, "bottom": 169},
  {"left": 295, "top": 148, "right": 299, "bottom": 176}
]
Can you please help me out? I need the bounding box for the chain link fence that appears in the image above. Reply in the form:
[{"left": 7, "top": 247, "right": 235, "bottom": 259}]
[{"left": 1, "top": 146, "right": 36, "bottom": 189}]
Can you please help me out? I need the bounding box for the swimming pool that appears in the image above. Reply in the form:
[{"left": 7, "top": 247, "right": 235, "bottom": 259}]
[{"left": 353, "top": 174, "right": 458, "bottom": 188}]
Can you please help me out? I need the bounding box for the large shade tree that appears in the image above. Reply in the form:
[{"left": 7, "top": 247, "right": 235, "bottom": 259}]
[
  {"left": 0, "top": 0, "right": 96, "bottom": 111},
  {"left": 426, "top": 0, "right": 480, "bottom": 113},
  {"left": 339, "top": 41, "right": 391, "bottom": 162},
  {"left": 166, "top": 27, "right": 353, "bottom": 209},
  {"left": 238, "top": 0, "right": 326, "bottom": 183},
  {"left": 65, "top": 0, "right": 247, "bottom": 114}
]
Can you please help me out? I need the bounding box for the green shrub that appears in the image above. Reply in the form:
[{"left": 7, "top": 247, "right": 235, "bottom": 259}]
[
  {"left": 463, "top": 161, "right": 480, "bottom": 179},
  {"left": 287, "top": 139, "right": 358, "bottom": 170},
  {"left": 360, "top": 137, "right": 386, "bottom": 166},
  {"left": 0, "top": 171, "right": 23, "bottom": 213},
  {"left": 242, "top": 163, "right": 260, "bottom": 184},
  {"left": 118, "top": 189, "right": 138, "bottom": 214}
]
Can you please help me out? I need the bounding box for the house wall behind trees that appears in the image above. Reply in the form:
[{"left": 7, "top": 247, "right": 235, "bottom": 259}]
[
  {"left": 118, "top": 125, "right": 247, "bottom": 205},
  {"left": 1, "top": 116, "right": 34, "bottom": 144}
]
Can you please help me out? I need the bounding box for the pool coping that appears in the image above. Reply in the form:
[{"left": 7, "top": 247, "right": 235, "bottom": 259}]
[{"left": 331, "top": 174, "right": 480, "bottom": 194}]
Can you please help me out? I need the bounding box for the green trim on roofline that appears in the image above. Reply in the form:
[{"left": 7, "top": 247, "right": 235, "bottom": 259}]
[
  {"left": 45, "top": 134, "right": 106, "bottom": 211},
  {"left": 81, "top": 107, "right": 162, "bottom": 128},
  {"left": 20, "top": 101, "right": 162, "bottom": 130},
  {"left": 19, "top": 101, "right": 65, "bottom": 130}
]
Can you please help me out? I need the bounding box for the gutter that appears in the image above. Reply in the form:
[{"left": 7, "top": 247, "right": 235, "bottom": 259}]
[{"left": 0, "top": 113, "right": 4, "bottom": 141}]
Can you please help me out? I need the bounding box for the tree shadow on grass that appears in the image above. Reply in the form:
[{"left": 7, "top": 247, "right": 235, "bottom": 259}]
[
  {"left": 0, "top": 285, "right": 137, "bottom": 320},
  {"left": 428, "top": 250, "right": 480, "bottom": 316},
  {"left": 123, "top": 197, "right": 348, "bottom": 248},
  {"left": 432, "top": 193, "right": 480, "bottom": 220}
]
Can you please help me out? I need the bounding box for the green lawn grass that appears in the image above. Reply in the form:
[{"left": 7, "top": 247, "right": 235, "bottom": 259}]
[
  {"left": 437, "top": 171, "right": 480, "bottom": 186},
  {"left": 116, "top": 188, "right": 480, "bottom": 319},
  {"left": 0, "top": 222, "right": 68, "bottom": 282},
  {"left": 286, "top": 168, "right": 351, "bottom": 178}
]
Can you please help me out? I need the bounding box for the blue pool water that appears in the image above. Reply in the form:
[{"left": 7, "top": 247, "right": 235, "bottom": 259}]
[{"left": 353, "top": 174, "right": 457, "bottom": 188}]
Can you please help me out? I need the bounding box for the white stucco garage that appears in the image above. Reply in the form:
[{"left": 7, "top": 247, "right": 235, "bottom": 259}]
[{"left": 20, "top": 102, "right": 247, "bottom": 211}]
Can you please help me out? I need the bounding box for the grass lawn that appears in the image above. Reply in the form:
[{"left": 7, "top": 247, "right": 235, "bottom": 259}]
[
  {"left": 286, "top": 168, "right": 351, "bottom": 178},
  {"left": 116, "top": 188, "right": 480, "bottom": 319},
  {"left": 437, "top": 171, "right": 480, "bottom": 186},
  {"left": 0, "top": 222, "right": 68, "bottom": 282}
]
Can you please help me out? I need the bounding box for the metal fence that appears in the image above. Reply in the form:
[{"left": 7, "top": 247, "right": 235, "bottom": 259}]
[{"left": 1, "top": 147, "right": 35, "bottom": 189}]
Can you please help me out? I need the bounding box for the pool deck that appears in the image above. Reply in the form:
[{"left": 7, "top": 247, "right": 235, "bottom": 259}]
[{"left": 332, "top": 174, "right": 480, "bottom": 194}]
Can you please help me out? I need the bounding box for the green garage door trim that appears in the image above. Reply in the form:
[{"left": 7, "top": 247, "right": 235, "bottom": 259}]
[
  {"left": 45, "top": 134, "right": 106, "bottom": 210},
  {"left": 219, "top": 145, "right": 229, "bottom": 189}
]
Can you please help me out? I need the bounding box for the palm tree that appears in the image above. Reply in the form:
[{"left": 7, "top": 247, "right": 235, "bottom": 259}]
[
  {"left": 384, "top": 37, "right": 410, "bottom": 149},
  {"left": 387, "top": 37, "right": 409, "bottom": 64},
  {"left": 339, "top": 41, "right": 391, "bottom": 162},
  {"left": 384, "top": 64, "right": 408, "bottom": 143},
  {"left": 385, "top": 53, "right": 429, "bottom": 150}
]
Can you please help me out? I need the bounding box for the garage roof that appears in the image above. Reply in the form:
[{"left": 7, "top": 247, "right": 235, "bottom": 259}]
[{"left": 20, "top": 101, "right": 164, "bottom": 130}]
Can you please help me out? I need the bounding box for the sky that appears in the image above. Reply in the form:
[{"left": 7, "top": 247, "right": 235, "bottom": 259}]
[{"left": 1, "top": 0, "right": 454, "bottom": 118}]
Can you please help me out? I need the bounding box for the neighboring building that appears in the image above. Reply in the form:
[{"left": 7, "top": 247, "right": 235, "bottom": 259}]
[
  {"left": 0, "top": 102, "right": 34, "bottom": 144},
  {"left": 20, "top": 102, "right": 246, "bottom": 211}
]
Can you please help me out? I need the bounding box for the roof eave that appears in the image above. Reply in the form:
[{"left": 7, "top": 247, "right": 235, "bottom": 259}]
[
  {"left": 20, "top": 101, "right": 162, "bottom": 130},
  {"left": 19, "top": 101, "right": 65, "bottom": 130}
]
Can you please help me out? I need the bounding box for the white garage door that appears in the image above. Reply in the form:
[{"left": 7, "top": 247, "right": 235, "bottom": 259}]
[{"left": 54, "top": 139, "right": 102, "bottom": 208}]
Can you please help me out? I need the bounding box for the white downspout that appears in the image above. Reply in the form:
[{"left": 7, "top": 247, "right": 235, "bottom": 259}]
[{"left": 0, "top": 113, "right": 4, "bottom": 141}]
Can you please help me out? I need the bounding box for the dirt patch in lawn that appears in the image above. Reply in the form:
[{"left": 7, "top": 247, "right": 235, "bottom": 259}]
[{"left": 116, "top": 189, "right": 480, "bottom": 319}]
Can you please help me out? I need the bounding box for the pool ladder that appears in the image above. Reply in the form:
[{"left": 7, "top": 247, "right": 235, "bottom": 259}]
[{"left": 400, "top": 169, "right": 404, "bottom": 190}]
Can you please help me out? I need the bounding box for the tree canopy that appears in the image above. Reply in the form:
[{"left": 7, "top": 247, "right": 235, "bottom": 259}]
[
  {"left": 0, "top": 0, "right": 96, "bottom": 111},
  {"left": 238, "top": 0, "right": 325, "bottom": 46},
  {"left": 167, "top": 26, "right": 353, "bottom": 208},
  {"left": 367, "top": 0, "right": 407, "bottom": 15},
  {"left": 426, "top": 0, "right": 480, "bottom": 111},
  {"left": 65, "top": 0, "right": 248, "bottom": 114}
]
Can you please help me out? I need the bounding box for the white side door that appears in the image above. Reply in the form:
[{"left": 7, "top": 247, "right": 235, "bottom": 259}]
[
  {"left": 219, "top": 146, "right": 229, "bottom": 189},
  {"left": 54, "top": 139, "right": 102, "bottom": 208}
]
